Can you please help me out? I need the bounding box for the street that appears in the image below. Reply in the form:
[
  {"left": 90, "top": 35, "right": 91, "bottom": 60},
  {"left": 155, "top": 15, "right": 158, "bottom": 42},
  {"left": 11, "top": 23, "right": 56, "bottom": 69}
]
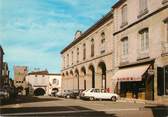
[{"left": 0, "top": 96, "right": 168, "bottom": 117}]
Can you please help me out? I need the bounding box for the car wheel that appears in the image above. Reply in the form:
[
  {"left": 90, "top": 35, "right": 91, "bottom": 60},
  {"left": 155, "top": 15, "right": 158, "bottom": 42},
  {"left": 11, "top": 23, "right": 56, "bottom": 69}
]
[
  {"left": 89, "top": 97, "right": 94, "bottom": 101},
  {"left": 66, "top": 95, "right": 70, "bottom": 99},
  {"left": 111, "top": 96, "right": 117, "bottom": 102}
]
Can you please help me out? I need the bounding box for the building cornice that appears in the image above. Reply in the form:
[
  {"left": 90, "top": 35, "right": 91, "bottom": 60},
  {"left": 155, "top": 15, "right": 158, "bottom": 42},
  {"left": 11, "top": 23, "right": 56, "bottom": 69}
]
[{"left": 60, "top": 11, "right": 113, "bottom": 54}]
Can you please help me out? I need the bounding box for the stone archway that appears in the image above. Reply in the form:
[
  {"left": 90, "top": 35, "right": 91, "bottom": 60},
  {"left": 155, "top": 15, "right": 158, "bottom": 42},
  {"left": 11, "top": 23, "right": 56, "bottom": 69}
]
[
  {"left": 81, "top": 66, "right": 86, "bottom": 90},
  {"left": 98, "top": 61, "right": 107, "bottom": 89},
  {"left": 34, "top": 88, "right": 45, "bottom": 96},
  {"left": 88, "top": 64, "right": 95, "bottom": 88},
  {"left": 70, "top": 70, "right": 74, "bottom": 90},
  {"left": 74, "top": 69, "right": 79, "bottom": 90}
]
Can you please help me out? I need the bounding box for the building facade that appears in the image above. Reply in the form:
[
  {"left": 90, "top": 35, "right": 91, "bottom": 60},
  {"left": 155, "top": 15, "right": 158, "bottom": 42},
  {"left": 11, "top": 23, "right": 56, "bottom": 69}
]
[
  {"left": 0, "top": 46, "right": 4, "bottom": 88},
  {"left": 14, "top": 66, "right": 28, "bottom": 95},
  {"left": 61, "top": 11, "right": 114, "bottom": 92},
  {"left": 112, "top": 0, "right": 168, "bottom": 101},
  {"left": 48, "top": 74, "right": 61, "bottom": 95},
  {"left": 61, "top": 0, "right": 168, "bottom": 102},
  {"left": 25, "top": 70, "right": 61, "bottom": 96},
  {"left": 25, "top": 70, "right": 49, "bottom": 96},
  {"left": 2, "top": 62, "right": 10, "bottom": 87}
]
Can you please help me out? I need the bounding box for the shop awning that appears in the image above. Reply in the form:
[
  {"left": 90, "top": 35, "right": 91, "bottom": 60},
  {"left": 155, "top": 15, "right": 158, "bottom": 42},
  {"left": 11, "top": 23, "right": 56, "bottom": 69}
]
[{"left": 113, "top": 64, "right": 150, "bottom": 82}]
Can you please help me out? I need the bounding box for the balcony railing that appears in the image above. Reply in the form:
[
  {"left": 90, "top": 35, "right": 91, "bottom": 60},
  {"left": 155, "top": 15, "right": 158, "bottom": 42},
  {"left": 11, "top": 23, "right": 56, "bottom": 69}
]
[{"left": 161, "top": 42, "right": 168, "bottom": 55}]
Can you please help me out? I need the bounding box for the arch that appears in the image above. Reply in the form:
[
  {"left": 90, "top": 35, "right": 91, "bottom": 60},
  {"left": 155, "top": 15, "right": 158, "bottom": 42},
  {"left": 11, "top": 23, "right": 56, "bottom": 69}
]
[
  {"left": 81, "top": 66, "right": 87, "bottom": 90},
  {"left": 66, "top": 71, "right": 69, "bottom": 76},
  {"left": 74, "top": 68, "right": 79, "bottom": 90},
  {"left": 62, "top": 73, "right": 65, "bottom": 77},
  {"left": 34, "top": 88, "right": 45, "bottom": 96},
  {"left": 70, "top": 70, "right": 74, "bottom": 76},
  {"left": 88, "top": 64, "right": 95, "bottom": 88},
  {"left": 97, "top": 61, "right": 107, "bottom": 89}
]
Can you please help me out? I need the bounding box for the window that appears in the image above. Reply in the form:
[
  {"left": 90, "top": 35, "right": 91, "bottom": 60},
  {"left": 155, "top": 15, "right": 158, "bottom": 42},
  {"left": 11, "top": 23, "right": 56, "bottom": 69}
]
[
  {"left": 67, "top": 54, "right": 69, "bottom": 67},
  {"left": 121, "top": 37, "right": 128, "bottom": 56},
  {"left": 71, "top": 51, "right": 73, "bottom": 65},
  {"left": 121, "top": 5, "right": 128, "bottom": 26},
  {"left": 53, "top": 79, "right": 56, "bottom": 84},
  {"left": 139, "top": 0, "right": 148, "bottom": 15},
  {"left": 100, "top": 32, "right": 106, "bottom": 54},
  {"left": 164, "top": 18, "right": 168, "bottom": 42},
  {"left": 77, "top": 48, "right": 79, "bottom": 63},
  {"left": 157, "top": 66, "right": 168, "bottom": 96},
  {"left": 63, "top": 56, "right": 65, "bottom": 68},
  {"left": 91, "top": 39, "right": 94, "bottom": 57},
  {"left": 139, "top": 28, "right": 149, "bottom": 51},
  {"left": 83, "top": 43, "right": 86, "bottom": 60}
]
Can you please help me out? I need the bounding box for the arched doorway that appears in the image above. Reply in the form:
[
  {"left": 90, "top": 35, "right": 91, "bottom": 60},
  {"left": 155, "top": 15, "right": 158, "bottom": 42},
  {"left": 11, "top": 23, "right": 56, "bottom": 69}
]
[
  {"left": 34, "top": 88, "right": 45, "bottom": 96},
  {"left": 89, "top": 65, "right": 95, "bottom": 88},
  {"left": 81, "top": 66, "right": 86, "bottom": 90},
  {"left": 98, "top": 62, "right": 107, "bottom": 89},
  {"left": 75, "top": 69, "right": 79, "bottom": 90}
]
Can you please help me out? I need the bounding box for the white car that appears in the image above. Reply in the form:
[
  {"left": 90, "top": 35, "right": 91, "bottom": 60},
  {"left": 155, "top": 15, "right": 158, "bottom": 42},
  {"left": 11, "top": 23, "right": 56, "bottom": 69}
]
[{"left": 80, "top": 88, "right": 119, "bottom": 101}]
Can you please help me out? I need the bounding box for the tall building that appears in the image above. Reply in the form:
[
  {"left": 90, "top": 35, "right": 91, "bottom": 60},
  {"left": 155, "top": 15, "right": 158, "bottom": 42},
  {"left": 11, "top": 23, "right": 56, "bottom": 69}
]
[
  {"left": 14, "top": 66, "right": 28, "bottom": 95},
  {"left": 61, "top": 0, "right": 168, "bottom": 102}
]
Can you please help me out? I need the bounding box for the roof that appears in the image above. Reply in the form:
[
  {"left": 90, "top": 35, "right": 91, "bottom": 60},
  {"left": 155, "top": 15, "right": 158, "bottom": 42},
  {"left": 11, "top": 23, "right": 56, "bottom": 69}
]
[
  {"left": 112, "top": 0, "right": 126, "bottom": 9},
  {"left": 60, "top": 11, "right": 113, "bottom": 54},
  {"left": 28, "top": 70, "right": 49, "bottom": 75}
]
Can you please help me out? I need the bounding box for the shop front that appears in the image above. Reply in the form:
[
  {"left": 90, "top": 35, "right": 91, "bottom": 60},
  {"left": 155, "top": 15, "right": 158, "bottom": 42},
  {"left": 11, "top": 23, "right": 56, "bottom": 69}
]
[{"left": 113, "top": 64, "right": 154, "bottom": 100}]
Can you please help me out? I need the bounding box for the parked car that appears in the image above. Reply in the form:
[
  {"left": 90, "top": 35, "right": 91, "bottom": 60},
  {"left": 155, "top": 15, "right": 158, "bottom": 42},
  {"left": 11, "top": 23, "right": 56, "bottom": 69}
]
[
  {"left": 0, "top": 89, "right": 10, "bottom": 101},
  {"left": 51, "top": 88, "right": 58, "bottom": 96},
  {"left": 63, "top": 89, "right": 82, "bottom": 99},
  {"left": 80, "top": 88, "right": 119, "bottom": 101}
]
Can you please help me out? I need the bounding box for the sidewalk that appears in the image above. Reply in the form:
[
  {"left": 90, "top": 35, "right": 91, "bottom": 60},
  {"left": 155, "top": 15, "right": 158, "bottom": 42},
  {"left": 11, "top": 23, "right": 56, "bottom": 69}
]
[{"left": 118, "top": 98, "right": 168, "bottom": 106}]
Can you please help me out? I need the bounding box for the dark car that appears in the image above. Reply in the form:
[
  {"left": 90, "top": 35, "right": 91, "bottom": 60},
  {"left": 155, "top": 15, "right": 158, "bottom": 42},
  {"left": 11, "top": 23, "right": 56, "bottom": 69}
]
[{"left": 63, "top": 89, "right": 82, "bottom": 99}]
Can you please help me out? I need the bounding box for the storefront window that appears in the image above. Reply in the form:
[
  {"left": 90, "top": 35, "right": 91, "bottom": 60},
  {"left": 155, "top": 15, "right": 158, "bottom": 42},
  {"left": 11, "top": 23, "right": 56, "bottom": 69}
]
[{"left": 157, "top": 65, "right": 168, "bottom": 96}]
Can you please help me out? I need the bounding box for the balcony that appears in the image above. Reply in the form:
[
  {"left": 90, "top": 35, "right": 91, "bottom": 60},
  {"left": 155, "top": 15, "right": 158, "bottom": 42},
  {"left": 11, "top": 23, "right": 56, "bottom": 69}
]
[
  {"left": 161, "top": 42, "right": 168, "bottom": 56},
  {"left": 137, "top": 49, "right": 149, "bottom": 60},
  {"left": 120, "top": 55, "right": 129, "bottom": 66}
]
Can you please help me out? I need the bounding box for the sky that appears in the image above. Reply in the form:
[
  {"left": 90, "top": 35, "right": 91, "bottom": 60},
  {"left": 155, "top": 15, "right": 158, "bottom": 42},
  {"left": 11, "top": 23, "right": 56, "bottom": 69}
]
[{"left": 0, "top": 0, "right": 117, "bottom": 78}]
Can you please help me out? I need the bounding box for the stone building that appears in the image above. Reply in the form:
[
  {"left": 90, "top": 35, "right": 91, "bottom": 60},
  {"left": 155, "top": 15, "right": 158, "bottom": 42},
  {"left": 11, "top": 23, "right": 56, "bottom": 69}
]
[
  {"left": 48, "top": 74, "right": 61, "bottom": 95},
  {"left": 2, "top": 62, "right": 10, "bottom": 87},
  {"left": 14, "top": 66, "right": 28, "bottom": 95},
  {"left": 61, "top": 0, "right": 168, "bottom": 102},
  {"left": 25, "top": 70, "right": 61, "bottom": 96},
  {"left": 0, "top": 45, "right": 4, "bottom": 88},
  {"left": 61, "top": 11, "right": 114, "bottom": 91},
  {"left": 112, "top": 0, "right": 168, "bottom": 101}
]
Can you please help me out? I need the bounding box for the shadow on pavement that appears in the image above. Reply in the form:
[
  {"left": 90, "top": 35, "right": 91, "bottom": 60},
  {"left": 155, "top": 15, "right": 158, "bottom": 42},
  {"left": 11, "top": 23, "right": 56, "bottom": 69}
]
[
  {"left": 145, "top": 105, "right": 168, "bottom": 117},
  {"left": 0, "top": 106, "right": 118, "bottom": 117},
  {"left": 0, "top": 95, "right": 61, "bottom": 105}
]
